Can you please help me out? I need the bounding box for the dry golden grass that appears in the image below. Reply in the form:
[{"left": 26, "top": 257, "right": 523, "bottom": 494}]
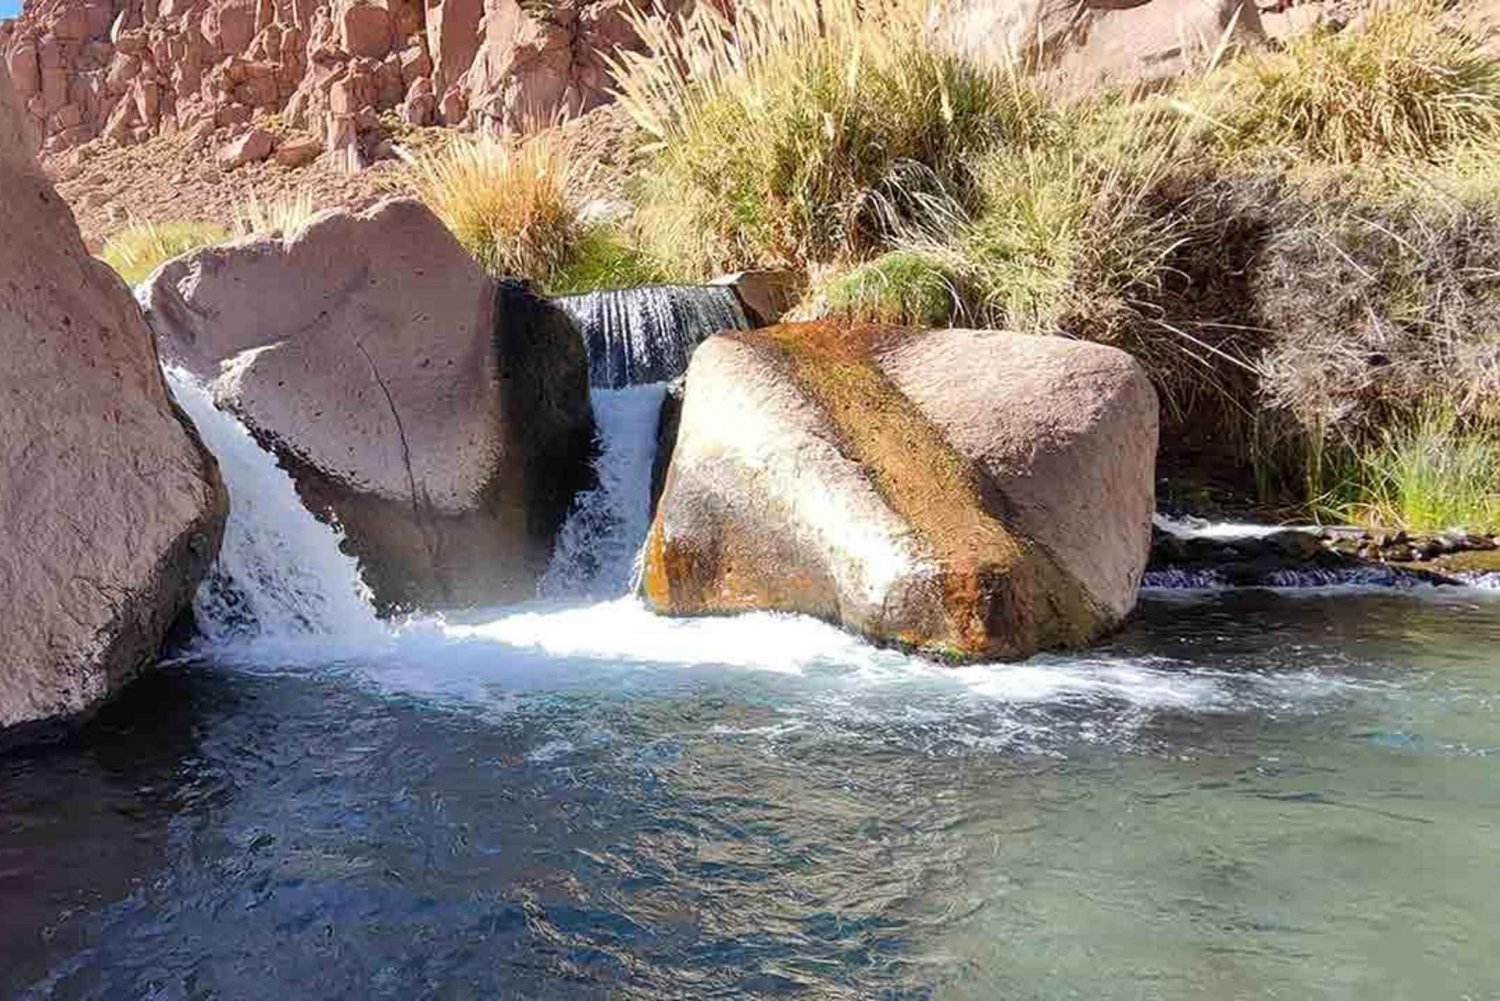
[
  {"left": 1181, "top": 0, "right": 1500, "bottom": 163},
  {"left": 607, "top": 0, "right": 1041, "bottom": 274},
  {"left": 409, "top": 130, "right": 586, "bottom": 281},
  {"left": 232, "top": 191, "right": 318, "bottom": 238}
]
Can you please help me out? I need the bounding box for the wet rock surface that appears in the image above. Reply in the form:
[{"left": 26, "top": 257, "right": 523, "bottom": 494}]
[
  {"left": 1148, "top": 521, "right": 1500, "bottom": 588},
  {"left": 644, "top": 323, "right": 1159, "bottom": 660}
]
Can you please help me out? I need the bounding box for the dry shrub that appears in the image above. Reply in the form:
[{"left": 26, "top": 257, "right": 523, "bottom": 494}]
[
  {"left": 232, "top": 191, "right": 318, "bottom": 238},
  {"left": 410, "top": 130, "right": 585, "bottom": 281}
]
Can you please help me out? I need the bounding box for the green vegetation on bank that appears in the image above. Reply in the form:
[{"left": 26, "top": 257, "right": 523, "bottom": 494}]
[
  {"left": 1323, "top": 405, "right": 1500, "bottom": 535},
  {"left": 99, "top": 193, "right": 321, "bottom": 287},
  {"left": 100, "top": 220, "right": 229, "bottom": 287},
  {"left": 605, "top": 0, "right": 1499, "bottom": 532}
]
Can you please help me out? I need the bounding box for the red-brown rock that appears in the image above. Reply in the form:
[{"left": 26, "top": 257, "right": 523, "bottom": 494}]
[{"left": 217, "top": 124, "right": 273, "bottom": 165}]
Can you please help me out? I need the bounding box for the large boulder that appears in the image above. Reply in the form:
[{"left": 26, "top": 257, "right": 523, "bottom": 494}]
[
  {"left": 0, "top": 66, "right": 226, "bottom": 739},
  {"left": 139, "top": 197, "right": 595, "bottom": 611},
  {"left": 643, "top": 323, "right": 1158, "bottom": 660},
  {"left": 933, "top": 0, "right": 1266, "bottom": 95}
]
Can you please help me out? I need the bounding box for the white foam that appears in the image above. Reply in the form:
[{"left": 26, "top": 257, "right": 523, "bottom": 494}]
[
  {"left": 166, "top": 367, "right": 384, "bottom": 646},
  {"left": 540, "top": 385, "right": 666, "bottom": 599},
  {"left": 164, "top": 363, "right": 1374, "bottom": 726},
  {"left": 1153, "top": 514, "right": 1321, "bottom": 539}
]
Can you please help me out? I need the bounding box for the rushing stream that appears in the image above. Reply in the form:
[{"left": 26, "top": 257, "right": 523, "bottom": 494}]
[{"left": 2, "top": 373, "right": 1499, "bottom": 998}]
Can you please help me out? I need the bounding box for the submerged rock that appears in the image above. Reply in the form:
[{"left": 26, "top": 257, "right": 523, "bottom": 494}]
[
  {"left": 0, "top": 68, "right": 226, "bottom": 740},
  {"left": 140, "top": 198, "right": 594, "bottom": 612},
  {"left": 642, "top": 323, "right": 1158, "bottom": 661}
]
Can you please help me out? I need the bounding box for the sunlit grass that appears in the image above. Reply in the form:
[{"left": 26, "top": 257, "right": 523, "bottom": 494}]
[
  {"left": 608, "top": 0, "right": 1045, "bottom": 276},
  {"left": 1179, "top": 0, "right": 1500, "bottom": 163},
  {"left": 410, "top": 130, "right": 584, "bottom": 281},
  {"left": 1326, "top": 406, "right": 1500, "bottom": 533},
  {"left": 232, "top": 191, "right": 318, "bottom": 238},
  {"left": 99, "top": 220, "right": 228, "bottom": 286}
]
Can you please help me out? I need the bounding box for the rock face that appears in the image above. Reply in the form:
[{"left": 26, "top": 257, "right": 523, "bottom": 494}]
[
  {"left": 140, "top": 197, "right": 595, "bottom": 611},
  {"left": 642, "top": 324, "right": 1158, "bottom": 660},
  {"left": 932, "top": 0, "right": 1266, "bottom": 94},
  {"left": 0, "top": 0, "right": 682, "bottom": 155},
  {"left": 0, "top": 66, "right": 226, "bottom": 737}
]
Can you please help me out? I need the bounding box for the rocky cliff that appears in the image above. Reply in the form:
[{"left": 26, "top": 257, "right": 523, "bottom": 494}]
[
  {"left": 0, "top": 0, "right": 679, "bottom": 155},
  {"left": 3, "top": 0, "right": 1289, "bottom": 158}
]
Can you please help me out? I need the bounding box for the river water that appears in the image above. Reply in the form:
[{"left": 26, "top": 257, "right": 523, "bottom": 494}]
[{"left": 2, "top": 378, "right": 1498, "bottom": 998}]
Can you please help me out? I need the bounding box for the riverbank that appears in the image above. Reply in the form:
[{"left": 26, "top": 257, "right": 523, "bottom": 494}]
[{"left": 63, "top": 0, "right": 1500, "bottom": 535}]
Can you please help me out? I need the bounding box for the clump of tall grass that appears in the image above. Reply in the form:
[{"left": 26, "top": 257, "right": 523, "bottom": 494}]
[
  {"left": 959, "top": 141, "right": 1185, "bottom": 344},
  {"left": 808, "top": 249, "right": 963, "bottom": 326},
  {"left": 546, "top": 227, "right": 674, "bottom": 294},
  {"left": 608, "top": 0, "right": 1046, "bottom": 275},
  {"left": 99, "top": 220, "right": 229, "bottom": 286},
  {"left": 1326, "top": 405, "right": 1500, "bottom": 533},
  {"left": 1186, "top": 0, "right": 1500, "bottom": 163},
  {"left": 232, "top": 191, "right": 318, "bottom": 238},
  {"left": 410, "top": 130, "right": 585, "bottom": 281}
]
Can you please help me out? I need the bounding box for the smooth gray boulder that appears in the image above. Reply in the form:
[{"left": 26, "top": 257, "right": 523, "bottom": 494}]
[
  {"left": 140, "top": 198, "right": 595, "bottom": 611},
  {"left": 0, "top": 66, "right": 226, "bottom": 739}
]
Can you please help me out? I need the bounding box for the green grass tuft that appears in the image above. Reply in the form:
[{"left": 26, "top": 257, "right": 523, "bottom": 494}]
[
  {"left": 1326, "top": 405, "right": 1500, "bottom": 534},
  {"left": 810, "top": 250, "right": 962, "bottom": 326},
  {"left": 99, "top": 220, "right": 229, "bottom": 287},
  {"left": 544, "top": 226, "right": 675, "bottom": 294}
]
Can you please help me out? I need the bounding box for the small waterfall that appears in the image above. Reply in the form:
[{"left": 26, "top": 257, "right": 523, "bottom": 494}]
[
  {"left": 1142, "top": 566, "right": 1429, "bottom": 589},
  {"left": 540, "top": 384, "right": 668, "bottom": 599},
  {"left": 166, "top": 368, "right": 382, "bottom": 643},
  {"left": 557, "top": 285, "right": 750, "bottom": 389}
]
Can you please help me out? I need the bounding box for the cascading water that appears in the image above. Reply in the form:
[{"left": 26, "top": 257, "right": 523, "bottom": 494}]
[
  {"left": 557, "top": 285, "right": 750, "bottom": 389},
  {"left": 166, "top": 368, "right": 383, "bottom": 645},
  {"left": 539, "top": 384, "right": 668, "bottom": 599}
]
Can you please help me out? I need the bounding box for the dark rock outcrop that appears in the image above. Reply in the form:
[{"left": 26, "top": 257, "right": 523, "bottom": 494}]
[
  {"left": 0, "top": 64, "right": 226, "bottom": 739},
  {"left": 140, "top": 197, "right": 594, "bottom": 611},
  {"left": 642, "top": 323, "right": 1158, "bottom": 661}
]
